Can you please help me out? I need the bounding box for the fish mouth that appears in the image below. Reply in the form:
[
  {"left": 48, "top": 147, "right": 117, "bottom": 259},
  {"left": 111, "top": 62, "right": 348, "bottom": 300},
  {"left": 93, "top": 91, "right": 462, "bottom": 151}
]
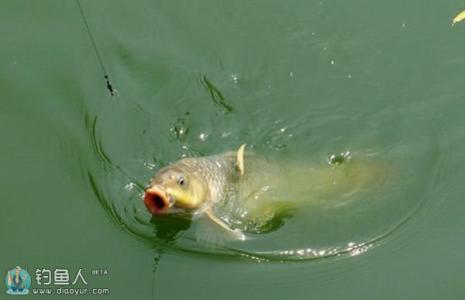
[{"left": 144, "top": 186, "right": 171, "bottom": 215}]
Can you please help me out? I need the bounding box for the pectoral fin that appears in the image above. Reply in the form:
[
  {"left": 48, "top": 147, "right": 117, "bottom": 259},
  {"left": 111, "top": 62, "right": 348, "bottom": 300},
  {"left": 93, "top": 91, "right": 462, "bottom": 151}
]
[
  {"left": 236, "top": 144, "right": 246, "bottom": 176},
  {"left": 205, "top": 208, "right": 246, "bottom": 240}
]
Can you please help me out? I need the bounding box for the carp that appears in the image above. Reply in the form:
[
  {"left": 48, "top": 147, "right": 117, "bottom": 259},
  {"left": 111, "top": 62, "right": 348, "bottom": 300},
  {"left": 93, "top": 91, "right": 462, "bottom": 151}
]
[{"left": 144, "top": 145, "right": 385, "bottom": 240}]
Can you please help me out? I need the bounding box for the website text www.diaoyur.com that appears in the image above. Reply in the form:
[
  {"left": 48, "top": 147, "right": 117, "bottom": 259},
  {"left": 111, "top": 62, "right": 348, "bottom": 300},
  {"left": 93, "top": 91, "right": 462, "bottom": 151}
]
[{"left": 31, "top": 287, "right": 110, "bottom": 296}]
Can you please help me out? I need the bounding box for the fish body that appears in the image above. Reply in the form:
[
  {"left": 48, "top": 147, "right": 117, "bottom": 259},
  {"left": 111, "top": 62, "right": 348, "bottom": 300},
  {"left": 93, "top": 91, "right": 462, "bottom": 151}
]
[{"left": 144, "top": 145, "right": 384, "bottom": 237}]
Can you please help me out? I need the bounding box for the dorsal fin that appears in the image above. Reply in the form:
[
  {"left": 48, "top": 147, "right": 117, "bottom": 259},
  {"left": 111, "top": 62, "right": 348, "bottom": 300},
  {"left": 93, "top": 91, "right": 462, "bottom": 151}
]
[{"left": 236, "top": 144, "right": 246, "bottom": 175}]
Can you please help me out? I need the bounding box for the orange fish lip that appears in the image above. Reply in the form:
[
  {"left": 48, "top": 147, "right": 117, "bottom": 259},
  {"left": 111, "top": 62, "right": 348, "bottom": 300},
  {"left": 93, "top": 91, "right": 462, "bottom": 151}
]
[{"left": 144, "top": 186, "right": 171, "bottom": 215}]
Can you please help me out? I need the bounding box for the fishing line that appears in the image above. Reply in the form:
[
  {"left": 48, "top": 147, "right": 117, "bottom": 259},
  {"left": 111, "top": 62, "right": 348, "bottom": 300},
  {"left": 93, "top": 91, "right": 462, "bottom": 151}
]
[
  {"left": 151, "top": 246, "right": 164, "bottom": 300},
  {"left": 76, "top": 0, "right": 115, "bottom": 96}
]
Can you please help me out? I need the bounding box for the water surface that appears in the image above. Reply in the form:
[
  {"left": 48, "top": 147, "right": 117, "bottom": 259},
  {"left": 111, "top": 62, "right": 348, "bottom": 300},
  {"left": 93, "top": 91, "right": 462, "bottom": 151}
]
[{"left": 1, "top": 0, "right": 465, "bottom": 299}]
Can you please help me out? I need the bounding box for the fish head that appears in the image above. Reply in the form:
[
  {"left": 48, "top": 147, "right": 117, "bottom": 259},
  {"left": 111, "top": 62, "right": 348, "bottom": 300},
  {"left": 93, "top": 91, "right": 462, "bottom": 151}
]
[{"left": 144, "top": 162, "right": 208, "bottom": 215}]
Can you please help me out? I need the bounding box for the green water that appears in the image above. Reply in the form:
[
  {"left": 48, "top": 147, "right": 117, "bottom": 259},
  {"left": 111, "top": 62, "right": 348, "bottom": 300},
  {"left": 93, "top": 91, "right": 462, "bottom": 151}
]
[{"left": 2, "top": 0, "right": 465, "bottom": 298}]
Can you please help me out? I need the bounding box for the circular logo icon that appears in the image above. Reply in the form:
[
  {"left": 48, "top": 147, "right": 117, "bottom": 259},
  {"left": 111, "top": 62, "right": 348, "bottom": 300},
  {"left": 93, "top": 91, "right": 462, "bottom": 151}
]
[{"left": 5, "top": 266, "right": 31, "bottom": 295}]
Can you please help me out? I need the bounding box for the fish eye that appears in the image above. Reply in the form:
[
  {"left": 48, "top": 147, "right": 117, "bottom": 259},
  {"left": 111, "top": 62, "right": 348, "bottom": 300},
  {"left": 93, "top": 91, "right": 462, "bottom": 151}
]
[{"left": 177, "top": 176, "right": 186, "bottom": 186}]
